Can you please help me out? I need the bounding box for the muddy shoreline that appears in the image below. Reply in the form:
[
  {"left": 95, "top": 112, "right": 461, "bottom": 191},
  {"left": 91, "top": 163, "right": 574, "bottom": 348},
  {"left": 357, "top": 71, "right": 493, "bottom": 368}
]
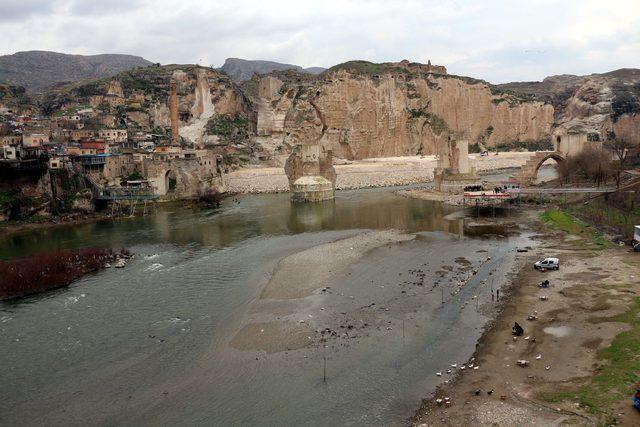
[{"left": 410, "top": 210, "right": 640, "bottom": 426}]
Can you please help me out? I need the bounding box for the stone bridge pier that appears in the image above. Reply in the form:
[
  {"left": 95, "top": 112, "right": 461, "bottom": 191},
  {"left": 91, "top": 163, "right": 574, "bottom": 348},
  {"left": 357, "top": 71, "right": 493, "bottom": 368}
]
[{"left": 284, "top": 143, "right": 336, "bottom": 202}]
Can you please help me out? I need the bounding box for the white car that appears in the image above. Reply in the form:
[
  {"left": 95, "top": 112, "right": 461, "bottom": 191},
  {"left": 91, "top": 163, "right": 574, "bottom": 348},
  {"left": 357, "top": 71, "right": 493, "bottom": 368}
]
[{"left": 534, "top": 257, "right": 559, "bottom": 271}]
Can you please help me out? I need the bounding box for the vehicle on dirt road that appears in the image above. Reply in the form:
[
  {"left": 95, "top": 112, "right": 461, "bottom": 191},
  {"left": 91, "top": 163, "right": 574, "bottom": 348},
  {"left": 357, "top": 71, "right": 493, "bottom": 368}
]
[{"left": 534, "top": 257, "right": 560, "bottom": 271}]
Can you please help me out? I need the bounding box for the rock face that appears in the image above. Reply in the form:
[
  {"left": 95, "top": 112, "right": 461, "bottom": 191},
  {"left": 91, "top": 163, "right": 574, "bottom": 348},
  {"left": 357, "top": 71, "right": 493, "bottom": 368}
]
[
  {"left": 246, "top": 62, "right": 554, "bottom": 160},
  {"left": 498, "top": 68, "right": 640, "bottom": 146},
  {"left": 0, "top": 50, "right": 152, "bottom": 92}
]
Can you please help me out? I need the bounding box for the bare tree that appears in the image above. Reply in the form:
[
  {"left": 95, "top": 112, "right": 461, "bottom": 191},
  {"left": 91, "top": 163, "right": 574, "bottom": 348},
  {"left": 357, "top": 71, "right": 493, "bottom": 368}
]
[{"left": 605, "top": 137, "right": 632, "bottom": 189}]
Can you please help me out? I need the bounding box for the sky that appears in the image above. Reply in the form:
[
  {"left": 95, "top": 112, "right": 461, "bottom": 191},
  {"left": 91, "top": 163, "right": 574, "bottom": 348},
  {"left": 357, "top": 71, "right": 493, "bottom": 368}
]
[{"left": 1, "top": 0, "right": 639, "bottom": 83}]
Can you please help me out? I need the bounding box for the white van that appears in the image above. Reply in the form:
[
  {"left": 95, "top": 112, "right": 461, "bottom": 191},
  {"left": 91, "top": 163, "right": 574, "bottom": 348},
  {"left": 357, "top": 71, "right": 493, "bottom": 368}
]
[{"left": 534, "top": 257, "right": 560, "bottom": 271}]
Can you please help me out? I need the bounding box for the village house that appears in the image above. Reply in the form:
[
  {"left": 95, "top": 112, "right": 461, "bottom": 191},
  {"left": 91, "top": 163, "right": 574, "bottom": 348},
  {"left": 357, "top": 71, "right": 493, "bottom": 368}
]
[
  {"left": 70, "top": 129, "right": 96, "bottom": 142},
  {"left": 103, "top": 154, "right": 137, "bottom": 181},
  {"left": 22, "top": 132, "right": 49, "bottom": 147},
  {"left": 98, "top": 128, "right": 128, "bottom": 143},
  {"left": 0, "top": 135, "right": 21, "bottom": 146},
  {"left": 1, "top": 145, "right": 18, "bottom": 160},
  {"left": 78, "top": 140, "right": 108, "bottom": 155}
]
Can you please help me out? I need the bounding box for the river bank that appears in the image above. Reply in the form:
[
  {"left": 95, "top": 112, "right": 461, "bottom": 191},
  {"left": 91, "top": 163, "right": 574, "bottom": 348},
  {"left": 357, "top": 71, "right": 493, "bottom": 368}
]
[
  {"left": 227, "top": 152, "right": 536, "bottom": 193},
  {"left": 412, "top": 209, "right": 640, "bottom": 426}
]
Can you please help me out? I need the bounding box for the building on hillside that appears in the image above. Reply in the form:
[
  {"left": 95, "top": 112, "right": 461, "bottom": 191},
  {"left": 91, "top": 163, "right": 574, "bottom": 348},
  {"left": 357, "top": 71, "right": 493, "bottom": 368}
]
[
  {"left": 2, "top": 145, "right": 18, "bottom": 160},
  {"left": 98, "top": 129, "right": 128, "bottom": 143},
  {"left": 153, "top": 145, "right": 185, "bottom": 161},
  {"left": 103, "top": 154, "right": 137, "bottom": 180},
  {"left": 79, "top": 140, "right": 107, "bottom": 155},
  {"left": 48, "top": 155, "right": 69, "bottom": 170},
  {"left": 22, "top": 133, "right": 49, "bottom": 147},
  {"left": 0, "top": 135, "right": 21, "bottom": 146},
  {"left": 70, "top": 129, "right": 96, "bottom": 142}
]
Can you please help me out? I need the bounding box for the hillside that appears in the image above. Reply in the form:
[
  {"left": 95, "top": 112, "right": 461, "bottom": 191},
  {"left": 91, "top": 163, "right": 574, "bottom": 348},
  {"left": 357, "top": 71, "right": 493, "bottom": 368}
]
[
  {"left": 498, "top": 68, "right": 640, "bottom": 142},
  {"left": 219, "top": 58, "right": 325, "bottom": 81},
  {"left": 0, "top": 51, "right": 153, "bottom": 92}
]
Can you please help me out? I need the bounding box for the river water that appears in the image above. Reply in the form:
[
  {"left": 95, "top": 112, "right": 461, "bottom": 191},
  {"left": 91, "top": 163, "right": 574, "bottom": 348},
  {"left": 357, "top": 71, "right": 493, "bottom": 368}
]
[{"left": 0, "top": 187, "right": 532, "bottom": 426}]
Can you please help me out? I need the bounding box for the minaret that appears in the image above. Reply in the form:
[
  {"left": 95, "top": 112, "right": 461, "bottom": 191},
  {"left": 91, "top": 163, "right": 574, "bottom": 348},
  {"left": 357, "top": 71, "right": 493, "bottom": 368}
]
[{"left": 169, "top": 78, "right": 179, "bottom": 145}]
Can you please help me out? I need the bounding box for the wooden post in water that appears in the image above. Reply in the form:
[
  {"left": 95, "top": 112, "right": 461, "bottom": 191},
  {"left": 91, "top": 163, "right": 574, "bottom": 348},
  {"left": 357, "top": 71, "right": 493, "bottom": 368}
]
[{"left": 323, "top": 356, "right": 326, "bottom": 383}]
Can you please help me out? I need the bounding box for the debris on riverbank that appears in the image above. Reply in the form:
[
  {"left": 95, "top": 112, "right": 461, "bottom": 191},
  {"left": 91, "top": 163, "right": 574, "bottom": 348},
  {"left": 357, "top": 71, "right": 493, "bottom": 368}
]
[
  {"left": 0, "top": 248, "right": 132, "bottom": 300},
  {"left": 412, "top": 210, "right": 640, "bottom": 426}
]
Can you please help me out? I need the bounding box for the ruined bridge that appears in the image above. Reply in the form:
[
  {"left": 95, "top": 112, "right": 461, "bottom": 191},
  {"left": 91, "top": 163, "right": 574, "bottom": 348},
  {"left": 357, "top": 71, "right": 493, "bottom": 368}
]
[{"left": 515, "top": 151, "right": 565, "bottom": 186}]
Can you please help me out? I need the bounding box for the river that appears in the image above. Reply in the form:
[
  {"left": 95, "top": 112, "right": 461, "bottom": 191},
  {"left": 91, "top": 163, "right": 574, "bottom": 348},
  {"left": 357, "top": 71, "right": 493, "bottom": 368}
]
[{"left": 0, "top": 186, "right": 533, "bottom": 426}]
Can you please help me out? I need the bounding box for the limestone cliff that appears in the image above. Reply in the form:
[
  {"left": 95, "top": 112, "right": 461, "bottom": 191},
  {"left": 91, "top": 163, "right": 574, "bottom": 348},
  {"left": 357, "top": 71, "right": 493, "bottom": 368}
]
[
  {"left": 245, "top": 61, "right": 554, "bottom": 160},
  {"left": 498, "top": 68, "right": 640, "bottom": 145}
]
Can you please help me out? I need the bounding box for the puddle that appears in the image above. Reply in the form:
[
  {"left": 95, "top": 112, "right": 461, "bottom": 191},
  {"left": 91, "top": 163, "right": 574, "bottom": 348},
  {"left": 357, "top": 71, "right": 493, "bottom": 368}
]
[{"left": 544, "top": 325, "right": 572, "bottom": 338}]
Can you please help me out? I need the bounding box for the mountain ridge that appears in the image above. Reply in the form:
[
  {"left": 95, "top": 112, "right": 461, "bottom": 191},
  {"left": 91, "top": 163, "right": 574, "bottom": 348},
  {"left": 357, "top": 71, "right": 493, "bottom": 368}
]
[
  {"left": 0, "top": 50, "right": 153, "bottom": 92},
  {"left": 218, "top": 57, "right": 325, "bottom": 81}
]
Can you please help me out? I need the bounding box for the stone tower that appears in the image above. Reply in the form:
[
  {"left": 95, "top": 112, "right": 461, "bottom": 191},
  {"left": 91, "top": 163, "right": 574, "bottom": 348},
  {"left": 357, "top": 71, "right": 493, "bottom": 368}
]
[{"left": 169, "top": 78, "right": 179, "bottom": 145}]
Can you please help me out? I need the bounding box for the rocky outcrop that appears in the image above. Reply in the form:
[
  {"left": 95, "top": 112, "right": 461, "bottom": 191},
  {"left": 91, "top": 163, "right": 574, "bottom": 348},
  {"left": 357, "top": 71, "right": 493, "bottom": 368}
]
[
  {"left": 248, "top": 62, "right": 554, "bottom": 160},
  {"left": 498, "top": 68, "right": 640, "bottom": 146}
]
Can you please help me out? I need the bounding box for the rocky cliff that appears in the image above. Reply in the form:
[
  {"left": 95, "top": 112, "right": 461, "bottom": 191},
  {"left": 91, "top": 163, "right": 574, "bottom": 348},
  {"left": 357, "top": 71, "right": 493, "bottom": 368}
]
[
  {"left": 498, "top": 69, "right": 640, "bottom": 144},
  {"left": 246, "top": 61, "right": 554, "bottom": 160}
]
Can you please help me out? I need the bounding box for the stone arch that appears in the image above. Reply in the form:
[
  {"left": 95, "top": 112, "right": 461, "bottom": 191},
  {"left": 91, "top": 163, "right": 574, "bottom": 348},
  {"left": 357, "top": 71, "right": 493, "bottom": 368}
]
[
  {"left": 532, "top": 152, "right": 564, "bottom": 178},
  {"left": 518, "top": 151, "right": 566, "bottom": 185},
  {"left": 164, "top": 169, "right": 178, "bottom": 194}
]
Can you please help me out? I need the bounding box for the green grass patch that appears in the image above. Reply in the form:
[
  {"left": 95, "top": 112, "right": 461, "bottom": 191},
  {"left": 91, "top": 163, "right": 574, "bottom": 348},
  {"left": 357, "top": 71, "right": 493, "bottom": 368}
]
[
  {"left": 564, "top": 195, "right": 640, "bottom": 237},
  {"left": 540, "top": 209, "right": 612, "bottom": 248},
  {"left": 540, "top": 297, "right": 640, "bottom": 417}
]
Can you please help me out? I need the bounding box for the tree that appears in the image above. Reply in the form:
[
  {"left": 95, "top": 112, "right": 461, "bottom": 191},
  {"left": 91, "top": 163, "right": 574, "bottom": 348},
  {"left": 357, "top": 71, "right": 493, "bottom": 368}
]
[{"left": 605, "top": 137, "right": 632, "bottom": 189}]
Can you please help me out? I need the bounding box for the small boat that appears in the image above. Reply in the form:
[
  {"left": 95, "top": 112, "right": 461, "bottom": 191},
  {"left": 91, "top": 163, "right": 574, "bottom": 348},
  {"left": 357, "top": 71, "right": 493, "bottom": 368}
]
[{"left": 114, "top": 258, "right": 126, "bottom": 268}]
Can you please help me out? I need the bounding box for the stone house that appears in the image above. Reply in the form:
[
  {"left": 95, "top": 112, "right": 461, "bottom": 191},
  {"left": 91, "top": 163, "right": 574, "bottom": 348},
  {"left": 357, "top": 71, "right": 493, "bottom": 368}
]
[
  {"left": 0, "top": 135, "right": 21, "bottom": 146},
  {"left": 22, "top": 132, "right": 49, "bottom": 147},
  {"left": 98, "top": 129, "right": 128, "bottom": 143}
]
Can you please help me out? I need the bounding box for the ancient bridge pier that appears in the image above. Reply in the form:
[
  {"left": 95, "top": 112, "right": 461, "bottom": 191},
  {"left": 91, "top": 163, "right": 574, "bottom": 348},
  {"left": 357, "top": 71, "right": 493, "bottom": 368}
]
[{"left": 284, "top": 143, "right": 336, "bottom": 202}]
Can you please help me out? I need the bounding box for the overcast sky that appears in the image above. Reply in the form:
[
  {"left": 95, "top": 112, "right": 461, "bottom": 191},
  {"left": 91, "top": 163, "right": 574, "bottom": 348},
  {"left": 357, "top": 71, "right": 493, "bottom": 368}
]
[{"left": 1, "top": 0, "right": 639, "bottom": 83}]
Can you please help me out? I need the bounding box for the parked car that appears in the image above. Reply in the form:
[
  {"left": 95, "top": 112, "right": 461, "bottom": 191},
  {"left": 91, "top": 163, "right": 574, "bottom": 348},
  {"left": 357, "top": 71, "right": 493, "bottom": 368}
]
[
  {"left": 480, "top": 151, "right": 489, "bottom": 156},
  {"left": 534, "top": 257, "right": 560, "bottom": 271}
]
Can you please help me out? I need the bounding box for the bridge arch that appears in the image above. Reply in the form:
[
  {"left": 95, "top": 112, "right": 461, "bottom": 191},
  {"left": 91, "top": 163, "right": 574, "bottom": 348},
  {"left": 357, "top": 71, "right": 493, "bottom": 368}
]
[
  {"left": 532, "top": 152, "right": 565, "bottom": 178},
  {"left": 518, "top": 151, "right": 566, "bottom": 185}
]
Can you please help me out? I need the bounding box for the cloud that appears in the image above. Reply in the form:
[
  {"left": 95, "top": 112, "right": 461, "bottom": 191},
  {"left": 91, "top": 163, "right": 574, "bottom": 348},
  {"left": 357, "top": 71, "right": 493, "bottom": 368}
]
[
  {"left": 0, "top": 0, "right": 638, "bottom": 82},
  {"left": 0, "top": 0, "right": 63, "bottom": 22}
]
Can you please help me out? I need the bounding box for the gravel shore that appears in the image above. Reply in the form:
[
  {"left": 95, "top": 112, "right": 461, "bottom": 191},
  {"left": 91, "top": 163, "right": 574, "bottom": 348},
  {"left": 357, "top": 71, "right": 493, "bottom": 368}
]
[{"left": 226, "top": 152, "right": 537, "bottom": 194}]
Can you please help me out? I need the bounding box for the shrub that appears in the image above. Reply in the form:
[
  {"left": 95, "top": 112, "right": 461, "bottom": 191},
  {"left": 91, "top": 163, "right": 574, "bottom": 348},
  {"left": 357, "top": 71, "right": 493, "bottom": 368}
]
[{"left": 0, "top": 248, "right": 115, "bottom": 300}]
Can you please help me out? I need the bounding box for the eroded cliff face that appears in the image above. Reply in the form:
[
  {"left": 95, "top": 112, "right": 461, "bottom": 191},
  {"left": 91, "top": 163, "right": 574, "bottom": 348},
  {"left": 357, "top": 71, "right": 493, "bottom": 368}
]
[
  {"left": 248, "top": 68, "right": 554, "bottom": 160},
  {"left": 499, "top": 69, "right": 640, "bottom": 145}
]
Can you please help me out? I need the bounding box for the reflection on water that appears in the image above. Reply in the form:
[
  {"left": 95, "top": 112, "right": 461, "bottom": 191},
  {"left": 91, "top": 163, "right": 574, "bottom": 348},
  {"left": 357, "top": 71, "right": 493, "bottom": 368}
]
[{"left": 1, "top": 188, "right": 461, "bottom": 260}]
